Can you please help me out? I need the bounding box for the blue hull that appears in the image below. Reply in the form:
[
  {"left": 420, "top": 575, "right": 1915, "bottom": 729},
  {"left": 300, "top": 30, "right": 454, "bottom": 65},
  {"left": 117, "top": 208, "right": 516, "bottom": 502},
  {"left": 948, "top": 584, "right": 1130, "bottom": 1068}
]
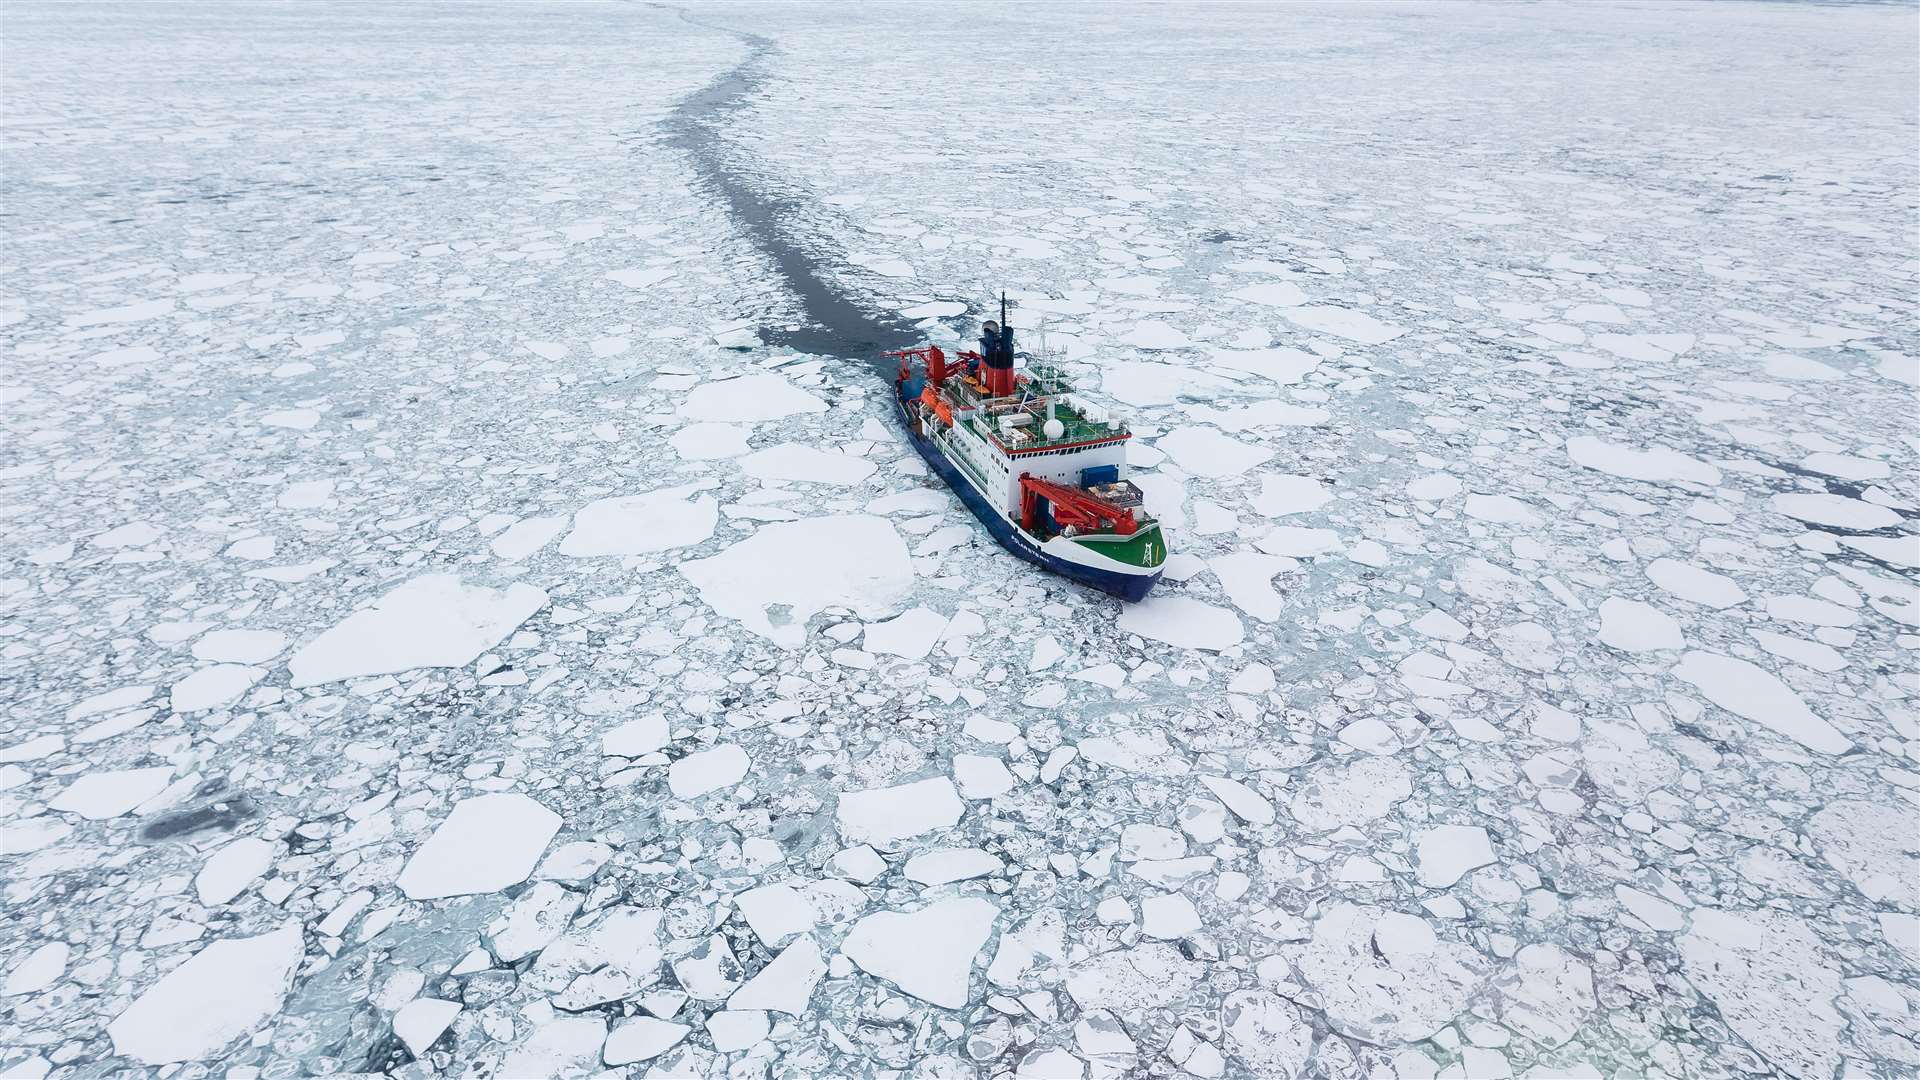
[{"left": 894, "top": 387, "right": 1161, "bottom": 602}]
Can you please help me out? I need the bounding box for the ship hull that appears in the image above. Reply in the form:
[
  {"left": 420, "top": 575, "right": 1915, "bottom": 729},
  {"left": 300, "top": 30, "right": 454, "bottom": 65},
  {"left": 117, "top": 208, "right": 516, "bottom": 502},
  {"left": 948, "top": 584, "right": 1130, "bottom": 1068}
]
[{"left": 894, "top": 386, "right": 1162, "bottom": 602}]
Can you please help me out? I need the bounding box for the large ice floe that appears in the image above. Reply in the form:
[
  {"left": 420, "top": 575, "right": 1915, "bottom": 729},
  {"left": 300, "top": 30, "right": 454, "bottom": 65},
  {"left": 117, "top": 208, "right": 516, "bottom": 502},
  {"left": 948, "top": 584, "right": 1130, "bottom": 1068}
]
[{"left": 2, "top": 1, "right": 1917, "bottom": 1077}]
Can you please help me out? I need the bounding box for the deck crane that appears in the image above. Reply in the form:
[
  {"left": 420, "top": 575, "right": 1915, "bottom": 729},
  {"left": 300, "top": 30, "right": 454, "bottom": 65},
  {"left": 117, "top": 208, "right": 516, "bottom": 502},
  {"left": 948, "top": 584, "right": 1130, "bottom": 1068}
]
[{"left": 1018, "top": 476, "right": 1139, "bottom": 537}]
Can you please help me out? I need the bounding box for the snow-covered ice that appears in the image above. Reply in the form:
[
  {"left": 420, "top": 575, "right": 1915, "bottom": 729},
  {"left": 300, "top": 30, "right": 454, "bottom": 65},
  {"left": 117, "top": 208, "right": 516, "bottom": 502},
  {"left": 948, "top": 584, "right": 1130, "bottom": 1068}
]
[{"left": 3, "top": 1, "right": 1916, "bottom": 1076}]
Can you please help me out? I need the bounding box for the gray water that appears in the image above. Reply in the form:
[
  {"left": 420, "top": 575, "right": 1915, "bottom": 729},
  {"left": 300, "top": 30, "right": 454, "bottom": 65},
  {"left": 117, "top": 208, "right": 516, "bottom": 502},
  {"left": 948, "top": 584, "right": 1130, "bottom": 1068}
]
[{"left": 660, "top": 7, "right": 922, "bottom": 365}]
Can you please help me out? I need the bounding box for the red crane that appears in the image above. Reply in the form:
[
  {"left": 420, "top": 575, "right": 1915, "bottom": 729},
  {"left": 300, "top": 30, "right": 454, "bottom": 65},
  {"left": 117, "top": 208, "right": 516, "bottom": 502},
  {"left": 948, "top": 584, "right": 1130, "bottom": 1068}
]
[{"left": 1019, "top": 476, "right": 1138, "bottom": 536}]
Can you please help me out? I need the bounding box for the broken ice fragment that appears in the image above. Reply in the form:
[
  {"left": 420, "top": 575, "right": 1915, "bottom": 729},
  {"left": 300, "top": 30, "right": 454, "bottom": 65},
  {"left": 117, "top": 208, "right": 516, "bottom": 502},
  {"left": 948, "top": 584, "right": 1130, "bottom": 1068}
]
[
  {"left": 107, "top": 924, "right": 303, "bottom": 1065},
  {"left": 727, "top": 937, "right": 827, "bottom": 1014},
  {"left": 1671, "top": 651, "right": 1850, "bottom": 753},
  {"left": 680, "top": 515, "right": 914, "bottom": 648},
  {"left": 836, "top": 776, "right": 964, "bottom": 847},
  {"left": 843, "top": 897, "right": 998, "bottom": 1008},
  {"left": 1415, "top": 824, "right": 1497, "bottom": 887},
  {"left": 668, "top": 744, "right": 749, "bottom": 799},
  {"left": 396, "top": 793, "right": 561, "bottom": 900},
  {"left": 287, "top": 574, "right": 547, "bottom": 688}
]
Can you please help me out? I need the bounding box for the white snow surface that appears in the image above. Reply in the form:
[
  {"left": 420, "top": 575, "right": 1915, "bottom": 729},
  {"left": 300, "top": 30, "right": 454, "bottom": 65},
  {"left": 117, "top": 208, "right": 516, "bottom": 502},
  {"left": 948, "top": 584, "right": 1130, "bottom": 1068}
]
[
  {"left": 286, "top": 574, "right": 548, "bottom": 687},
  {"left": 4, "top": 3, "right": 1916, "bottom": 1076}
]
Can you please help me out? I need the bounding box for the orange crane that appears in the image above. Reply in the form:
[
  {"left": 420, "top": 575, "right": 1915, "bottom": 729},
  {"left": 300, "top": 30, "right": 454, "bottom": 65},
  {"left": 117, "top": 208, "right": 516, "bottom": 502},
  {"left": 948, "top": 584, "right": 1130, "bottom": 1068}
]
[{"left": 1019, "top": 476, "right": 1138, "bottom": 537}]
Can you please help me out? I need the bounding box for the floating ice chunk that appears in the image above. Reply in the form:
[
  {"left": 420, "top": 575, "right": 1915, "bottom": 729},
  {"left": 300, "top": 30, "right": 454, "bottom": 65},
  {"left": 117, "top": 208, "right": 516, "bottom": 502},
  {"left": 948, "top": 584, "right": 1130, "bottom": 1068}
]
[
  {"left": 67, "top": 685, "right": 154, "bottom": 721},
  {"left": 499, "top": 1016, "right": 606, "bottom": 1077},
  {"left": 668, "top": 745, "right": 749, "bottom": 799},
  {"left": 1120, "top": 320, "right": 1191, "bottom": 350},
  {"left": 1463, "top": 494, "right": 1543, "bottom": 526},
  {"left": 604, "top": 1016, "right": 690, "bottom": 1066},
  {"left": 1596, "top": 598, "right": 1684, "bottom": 651},
  {"left": 1209, "top": 347, "right": 1322, "bottom": 386},
  {"left": 50, "top": 766, "right": 171, "bottom": 819},
  {"left": 606, "top": 267, "right": 673, "bottom": 289},
  {"left": 1672, "top": 651, "right": 1850, "bottom": 753},
  {"left": 1222, "top": 991, "right": 1313, "bottom": 1077},
  {"left": 287, "top": 574, "right": 547, "bottom": 687},
  {"left": 900, "top": 300, "right": 967, "bottom": 319},
  {"left": 66, "top": 298, "right": 172, "bottom": 327},
  {"left": 92, "top": 521, "right": 163, "bottom": 549},
  {"left": 1017, "top": 1048, "right": 1085, "bottom": 1080},
  {"left": 535, "top": 841, "right": 613, "bottom": 882},
  {"left": 680, "top": 372, "right": 826, "bottom": 423},
  {"left": 1278, "top": 305, "right": 1406, "bottom": 344},
  {"left": 277, "top": 479, "right": 334, "bottom": 509},
  {"left": 394, "top": 999, "right": 461, "bottom": 1058},
  {"left": 196, "top": 837, "right": 275, "bottom": 906},
  {"left": 1200, "top": 775, "right": 1274, "bottom": 825},
  {"left": 1646, "top": 559, "right": 1747, "bottom": 609},
  {"left": 680, "top": 515, "right": 913, "bottom": 648},
  {"left": 1838, "top": 534, "right": 1918, "bottom": 568},
  {"left": 397, "top": 792, "right": 561, "bottom": 900},
  {"left": 170, "top": 664, "right": 264, "bottom": 712},
  {"left": 1250, "top": 474, "right": 1330, "bottom": 516},
  {"left": 728, "top": 937, "right": 827, "bottom": 1015},
  {"left": 863, "top": 607, "right": 948, "bottom": 659},
  {"left": 1415, "top": 824, "right": 1496, "bottom": 886},
  {"left": 191, "top": 630, "right": 288, "bottom": 664},
  {"left": 1761, "top": 352, "right": 1843, "bottom": 381},
  {"left": 670, "top": 423, "right": 752, "bottom": 461},
  {"left": 904, "top": 847, "right": 1003, "bottom": 885},
  {"left": 1678, "top": 909, "right": 1844, "bottom": 1079},
  {"left": 491, "top": 515, "right": 567, "bottom": 560},
  {"left": 92, "top": 344, "right": 160, "bottom": 368},
  {"left": 107, "top": 924, "right": 303, "bottom": 1065},
  {"left": 953, "top": 754, "right": 1015, "bottom": 799},
  {"left": 1118, "top": 596, "right": 1244, "bottom": 652},
  {"left": 1155, "top": 427, "right": 1272, "bottom": 477},
  {"left": 1100, "top": 360, "right": 1236, "bottom": 407},
  {"left": 4, "top": 942, "right": 68, "bottom": 997},
  {"left": 1749, "top": 630, "right": 1845, "bottom": 672},
  {"left": 259, "top": 407, "right": 320, "bottom": 430},
  {"left": 706, "top": 1009, "right": 769, "bottom": 1052},
  {"left": 843, "top": 897, "right": 998, "bottom": 1008},
  {"left": 1255, "top": 526, "right": 1341, "bottom": 558},
  {"left": 1769, "top": 493, "right": 1900, "bottom": 530},
  {"left": 1406, "top": 474, "right": 1461, "bottom": 501},
  {"left": 1141, "top": 893, "right": 1202, "bottom": 939},
  {"left": 1615, "top": 885, "right": 1684, "bottom": 932},
  {"left": 1565, "top": 436, "right": 1721, "bottom": 486},
  {"left": 601, "top": 712, "right": 669, "bottom": 757},
  {"left": 1229, "top": 282, "right": 1309, "bottom": 308},
  {"left": 838, "top": 776, "right": 964, "bottom": 847},
  {"left": 1410, "top": 610, "right": 1469, "bottom": 641},
  {"left": 559, "top": 485, "right": 717, "bottom": 557},
  {"left": 1764, "top": 595, "right": 1857, "bottom": 627},
  {"left": 1209, "top": 552, "right": 1292, "bottom": 621},
  {"left": 735, "top": 884, "right": 818, "bottom": 945},
  {"left": 741, "top": 443, "right": 877, "bottom": 486}
]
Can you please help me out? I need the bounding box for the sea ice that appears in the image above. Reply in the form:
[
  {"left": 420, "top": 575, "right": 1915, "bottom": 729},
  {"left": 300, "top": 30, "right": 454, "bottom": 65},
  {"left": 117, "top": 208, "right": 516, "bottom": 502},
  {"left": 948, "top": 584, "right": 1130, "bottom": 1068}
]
[
  {"left": 1278, "top": 305, "right": 1407, "bottom": 344},
  {"left": 1565, "top": 436, "right": 1722, "bottom": 486},
  {"left": 837, "top": 776, "right": 965, "bottom": 847},
  {"left": 1672, "top": 650, "right": 1850, "bottom": 753},
  {"left": 680, "top": 515, "right": 913, "bottom": 647},
  {"left": 558, "top": 485, "right": 718, "bottom": 556},
  {"left": 49, "top": 767, "right": 171, "bottom": 819},
  {"left": 1154, "top": 427, "right": 1272, "bottom": 477},
  {"left": 1117, "top": 595, "right": 1245, "bottom": 651},
  {"left": 1596, "top": 598, "right": 1684, "bottom": 651},
  {"left": 843, "top": 897, "right": 998, "bottom": 1008},
  {"left": 741, "top": 443, "right": 877, "bottom": 485},
  {"left": 287, "top": 574, "right": 548, "bottom": 687},
  {"left": 668, "top": 744, "right": 749, "bottom": 799},
  {"left": 396, "top": 792, "right": 562, "bottom": 900},
  {"left": 1415, "top": 824, "right": 1497, "bottom": 886},
  {"left": 680, "top": 372, "right": 826, "bottom": 422},
  {"left": 107, "top": 924, "right": 303, "bottom": 1065}
]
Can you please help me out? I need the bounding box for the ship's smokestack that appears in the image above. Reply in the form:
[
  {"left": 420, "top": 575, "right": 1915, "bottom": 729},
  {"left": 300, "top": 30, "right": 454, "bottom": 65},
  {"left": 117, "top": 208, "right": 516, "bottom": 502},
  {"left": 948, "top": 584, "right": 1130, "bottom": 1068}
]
[{"left": 983, "top": 291, "right": 1015, "bottom": 398}]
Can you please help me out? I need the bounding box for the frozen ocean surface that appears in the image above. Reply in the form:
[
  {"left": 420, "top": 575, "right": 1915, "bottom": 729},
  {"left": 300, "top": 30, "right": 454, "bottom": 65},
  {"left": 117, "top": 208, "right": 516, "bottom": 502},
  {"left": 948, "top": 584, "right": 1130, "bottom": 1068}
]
[{"left": 2, "top": 1, "right": 1918, "bottom": 1077}]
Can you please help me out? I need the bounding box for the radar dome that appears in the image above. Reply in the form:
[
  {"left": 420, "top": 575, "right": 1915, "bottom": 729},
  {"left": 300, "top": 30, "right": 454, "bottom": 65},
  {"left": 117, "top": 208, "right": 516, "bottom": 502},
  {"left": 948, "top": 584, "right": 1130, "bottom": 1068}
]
[{"left": 1043, "top": 417, "right": 1066, "bottom": 439}]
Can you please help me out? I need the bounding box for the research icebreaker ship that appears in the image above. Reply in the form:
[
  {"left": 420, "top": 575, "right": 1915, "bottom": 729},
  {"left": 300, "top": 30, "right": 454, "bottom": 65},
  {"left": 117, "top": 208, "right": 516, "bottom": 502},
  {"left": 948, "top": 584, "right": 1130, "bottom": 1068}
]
[{"left": 889, "top": 297, "right": 1168, "bottom": 601}]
